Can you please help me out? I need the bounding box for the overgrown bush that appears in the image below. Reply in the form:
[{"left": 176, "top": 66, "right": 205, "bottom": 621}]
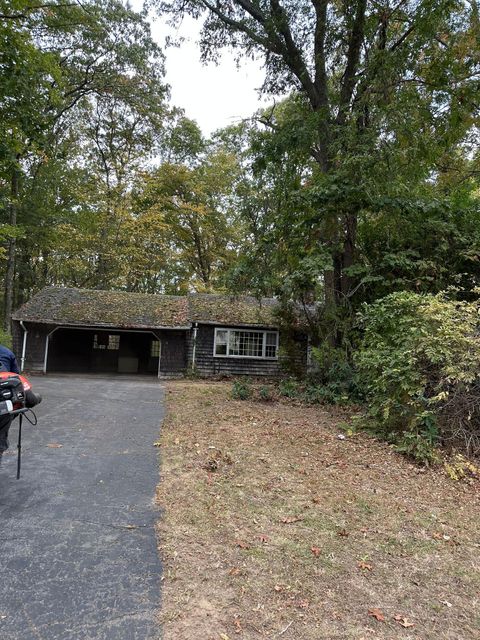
[
  {"left": 231, "top": 379, "right": 252, "bottom": 400},
  {"left": 306, "top": 343, "right": 359, "bottom": 405},
  {"left": 355, "top": 291, "right": 480, "bottom": 461}
]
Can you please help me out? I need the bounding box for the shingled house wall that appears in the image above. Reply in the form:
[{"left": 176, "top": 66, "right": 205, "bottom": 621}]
[
  {"left": 186, "top": 324, "right": 281, "bottom": 377},
  {"left": 157, "top": 330, "right": 187, "bottom": 376},
  {"left": 186, "top": 325, "right": 308, "bottom": 377},
  {"left": 12, "top": 321, "right": 51, "bottom": 373}
]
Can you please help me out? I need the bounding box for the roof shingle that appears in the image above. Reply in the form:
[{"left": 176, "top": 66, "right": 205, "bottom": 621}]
[
  {"left": 12, "top": 287, "right": 280, "bottom": 329},
  {"left": 12, "top": 287, "right": 190, "bottom": 328},
  {"left": 188, "top": 293, "right": 278, "bottom": 327}
]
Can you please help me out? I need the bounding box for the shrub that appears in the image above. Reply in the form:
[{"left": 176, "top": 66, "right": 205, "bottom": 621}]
[
  {"left": 231, "top": 379, "right": 252, "bottom": 400},
  {"left": 308, "top": 343, "right": 360, "bottom": 405},
  {"left": 355, "top": 291, "right": 480, "bottom": 461},
  {"left": 278, "top": 378, "right": 300, "bottom": 398},
  {"left": 258, "top": 385, "right": 273, "bottom": 401},
  {"left": 303, "top": 383, "right": 350, "bottom": 406}
]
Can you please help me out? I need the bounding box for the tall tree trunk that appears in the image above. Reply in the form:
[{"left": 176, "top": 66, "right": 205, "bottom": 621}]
[{"left": 3, "top": 166, "right": 19, "bottom": 332}]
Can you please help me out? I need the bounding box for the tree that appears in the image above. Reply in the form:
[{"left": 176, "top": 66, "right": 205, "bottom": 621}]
[
  {"left": 136, "top": 146, "right": 241, "bottom": 291},
  {"left": 0, "top": 0, "right": 168, "bottom": 321},
  {"left": 156, "top": 0, "right": 480, "bottom": 326}
]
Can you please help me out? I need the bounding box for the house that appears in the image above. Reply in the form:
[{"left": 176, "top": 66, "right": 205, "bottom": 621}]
[{"left": 11, "top": 287, "right": 309, "bottom": 377}]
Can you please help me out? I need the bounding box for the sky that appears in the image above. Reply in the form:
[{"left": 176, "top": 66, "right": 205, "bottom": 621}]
[{"left": 132, "top": 4, "right": 270, "bottom": 135}]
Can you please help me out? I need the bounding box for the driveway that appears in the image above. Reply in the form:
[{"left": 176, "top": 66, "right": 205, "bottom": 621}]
[{"left": 0, "top": 375, "right": 164, "bottom": 640}]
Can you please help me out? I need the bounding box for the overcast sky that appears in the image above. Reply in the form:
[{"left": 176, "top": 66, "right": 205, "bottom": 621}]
[{"left": 132, "top": 4, "right": 270, "bottom": 135}]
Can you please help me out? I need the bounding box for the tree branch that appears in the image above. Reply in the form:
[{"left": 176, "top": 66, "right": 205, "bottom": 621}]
[
  {"left": 269, "top": 0, "right": 317, "bottom": 103},
  {"left": 199, "top": 0, "right": 276, "bottom": 52},
  {"left": 337, "top": 0, "right": 367, "bottom": 126}
]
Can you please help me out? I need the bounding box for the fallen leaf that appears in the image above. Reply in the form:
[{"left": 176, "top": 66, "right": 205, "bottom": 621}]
[
  {"left": 358, "top": 561, "right": 373, "bottom": 571},
  {"left": 236, "top": 541, "right": 250, "bottom": 550},
  {"left": 229, "top": 567, "right": 241, "bottom": 576},
  {"left": 47, "top": 443, "right": 63, "bottom": 448},
  {"left": 310, "top": 546, "right": 322, "bottom": 557},
  {"left": 281, "top": 516, "right": 303, "bottom": 524},
  {"left": 393, "top": 614, "right": 415, "bottom": 628},
  {"left": 368, "top": 608, "right": 385, "bottom": 622}
]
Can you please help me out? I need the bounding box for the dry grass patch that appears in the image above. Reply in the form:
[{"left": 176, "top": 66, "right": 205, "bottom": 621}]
[{"left": 157, "top": 381, "right": 480, "bottom": 640}]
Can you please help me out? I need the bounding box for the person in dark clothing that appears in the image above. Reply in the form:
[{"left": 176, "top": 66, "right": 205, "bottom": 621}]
[
  {"left": 0, "top": 345, "right": 19, "bottom": 374},
  {"left": 0, "top": 346, "right": 21, "bottom": 455}
]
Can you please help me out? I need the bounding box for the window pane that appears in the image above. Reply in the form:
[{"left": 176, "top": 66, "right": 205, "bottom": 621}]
[
  {"left": 108, "top": 335, "right": 120, "bottom": 350},
  {"left": 151, "top": 340, "right": 160, "bottom": 357},
  {"left": 93, "top": 334, "right": 106, "bottom": 350},
  {"left": 229, "top": 331, "right": 240, "bottom": 355},
  {"left": 230, "top": 330, "right": 263, "bottom": 357},
  {"left": 215, "top": 330, "right": 228, "bottom": 355},
  {"left": 265, "top": 332, "right": 278, "bottom": 358}
]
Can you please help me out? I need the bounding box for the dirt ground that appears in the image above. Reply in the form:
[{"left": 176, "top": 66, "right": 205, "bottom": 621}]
[{"left": 156, "top": 381, "right": 480, "bottom": 640}]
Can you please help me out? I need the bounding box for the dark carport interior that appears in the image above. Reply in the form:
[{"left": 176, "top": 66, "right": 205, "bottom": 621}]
[{"left": 47, "top": 328, "right": 161, "bottom": 375}]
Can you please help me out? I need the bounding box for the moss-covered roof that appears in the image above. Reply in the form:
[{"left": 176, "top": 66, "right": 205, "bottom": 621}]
[
  {"left": 12, "top": 287, "right": 190, "bottom": 329},
  {"left": 12, "top": 287, "right": 281, "bottom": 329},
  {"left": 187, "top": 293, "right": 278, "bottom": 327}
]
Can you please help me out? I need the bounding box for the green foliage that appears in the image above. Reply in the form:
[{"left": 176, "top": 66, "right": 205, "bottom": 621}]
[
  {"left": 258, "top": 385, "right": 273, "bottom": 402},
  {"left": 303, "top": 383, "right": 350, "bottom": 407},
  {"left": 305, "top": 340, "right": 359, "bottom": 406},
  {"left": 355, "top": 292, "right": 480, "bottom": 461},
  {"left": 0, "top": 330, "right": 12, "bottom": 350},
  {"left": 394, "top": 427, "right": 440, "bottom": 466},
  {"left": 278, "top": 378, "right": 300, "bottom": 399},
  {"left": 231, "top": 379, "right": 252, "bottom": 401}
]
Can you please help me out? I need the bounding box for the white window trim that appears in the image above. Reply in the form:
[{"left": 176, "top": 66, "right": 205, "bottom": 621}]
[{"left": 213, "top": 327, "right": 279, "bottom": 360}]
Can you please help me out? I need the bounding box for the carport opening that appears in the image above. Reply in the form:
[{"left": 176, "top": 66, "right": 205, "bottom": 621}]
[{"left": 47, "top": 328, "right": 160, "bottom": 375}]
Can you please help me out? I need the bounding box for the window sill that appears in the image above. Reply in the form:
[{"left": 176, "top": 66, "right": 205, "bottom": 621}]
[{"left": 214, "top": 354, "right": 278, "bottom": 361}]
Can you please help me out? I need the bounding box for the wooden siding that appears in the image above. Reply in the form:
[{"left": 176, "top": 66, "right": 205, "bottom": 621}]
[
  {"left": 157, "top": 330, "right": 187, "bottom": 376},
  {"left": 12, "top": 321, "right": 51, "bottom": 373},
  {"left": 187, "top": 324, "right": 308, "bottom": 377}
]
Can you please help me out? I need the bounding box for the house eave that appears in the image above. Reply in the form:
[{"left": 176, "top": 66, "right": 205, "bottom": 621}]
[
  {"left": 193, "top": 320, "right": 279, "bottom": 329},
  {"left": 11, "top": 318, "right": 192, "bottom": 331}
]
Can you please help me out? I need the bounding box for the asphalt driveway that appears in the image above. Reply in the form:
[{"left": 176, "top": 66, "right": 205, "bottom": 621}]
[{"left": 0, "top": 375, "right": 164, "bottom": 640}]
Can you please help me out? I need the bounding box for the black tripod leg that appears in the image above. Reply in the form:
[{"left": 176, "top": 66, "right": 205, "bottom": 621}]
[{"left": 16, "top": 414, "right": 22, "bottom": 480}]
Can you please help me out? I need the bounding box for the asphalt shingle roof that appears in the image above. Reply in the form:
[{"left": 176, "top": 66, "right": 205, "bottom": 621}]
[{"left": 12, "top": 287, "right": 280, "bottom": 329}]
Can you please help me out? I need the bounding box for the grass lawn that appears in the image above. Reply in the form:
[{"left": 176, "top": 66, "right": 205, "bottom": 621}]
[{"left": 156, "top": 381, "right": 480, "bottom": 639}]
